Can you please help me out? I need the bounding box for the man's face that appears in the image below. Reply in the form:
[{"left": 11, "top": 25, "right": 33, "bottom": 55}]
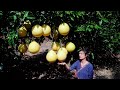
[{"left": 79, "top": 51, "right": 86, "bottom": 60}]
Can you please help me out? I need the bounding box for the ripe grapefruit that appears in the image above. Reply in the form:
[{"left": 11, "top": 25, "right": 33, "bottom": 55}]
[
  {"left": 28, "top": 41, "right": 40, "bottom": 54},
  {"left": 42, "top": 24, "right": 51, "bottom": 36},
  {"left": 66, "top": 42, "right": 76, "bottom": 52},
  {"left": 57, "top": 49, "right": 67, "bottom": 62},
  {"left": 32, "top": 25, "right": 43, "bottom": 37},
  {"left": 46, "top": 50, "right": 57, "bottom": 63},
  {"left": 52, "top": 42, "right": 60, "bottom": 51},
  {"left": 58, "top": 23, "right": 70, "bottom": 36}
]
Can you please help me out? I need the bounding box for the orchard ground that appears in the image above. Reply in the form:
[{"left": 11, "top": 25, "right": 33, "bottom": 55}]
[
  {"left": 0, "top": 37, "right": 120, "bottom": 79},
  {"left": 1, "top": 38, "right": 120, "bottom": 79}
]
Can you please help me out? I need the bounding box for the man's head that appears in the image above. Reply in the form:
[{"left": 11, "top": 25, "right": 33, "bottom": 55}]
[{"left": 79, "top": 48, "right": 89, "bottom": 60}]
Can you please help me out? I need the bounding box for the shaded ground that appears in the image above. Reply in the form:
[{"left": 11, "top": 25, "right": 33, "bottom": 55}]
[{"left": 93, "top": 59, "right": 120, "bottom": 79}]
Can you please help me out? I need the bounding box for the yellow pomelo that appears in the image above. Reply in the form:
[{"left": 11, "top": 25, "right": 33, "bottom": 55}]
[
  {"left": 66, "top": 42, "right": 76, "bottom": 52},
  {"left": 57, "top": 49, "right": 67, "bottom": 62},
  {"left": 46, "top": 50, "right": 57, "bottom": 63},
  {"left": 28, "top": 41, "right": 40, "bottom": 54},
  {"left": 42, "top": 24, "right": 51, "bottom": 36},
  {"left": 58, "top": 47, "right": 68, "bottom": 55},
  {"left": 52, "top": 42, "right": 60, "bottom": 51},
  {"left": 58, "top": 23, "right": 70, "bottom": 36},
  {"left": 32, "top": 25, "right": 43, "bottom": 37}
]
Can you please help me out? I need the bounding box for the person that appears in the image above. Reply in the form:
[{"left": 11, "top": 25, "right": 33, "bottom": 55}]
[{"left": 58, "top": 48, "right": 94, "bottom": 79}]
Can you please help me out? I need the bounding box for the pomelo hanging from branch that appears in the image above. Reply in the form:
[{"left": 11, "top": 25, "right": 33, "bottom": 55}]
[
  {"left": 18, "top": 43, "right": 28, "bottom": 53},
  {"left": 28, "top": 41, "right": 40, "bottom": 54},
  {"left": 57, "top": 48, "right": 67, "bottom": 62},
  {"left": 42, "top": 24, "right": 51, "bottom": 36},
  {"left": 18, "top": 26, "right": 27, "bottom": 37},
  {"left": 23, "top": 20, "right": 31, "bottom": 29},
  {"left": 66, "top": 42, "right": 76, "bottom": 52},
  {"left": 32, "top": 25, "right": 43, "bottom": 37},
  {"left": 58, "top": 23, "right": 70, "bottom": 36},
  {"left": 52, "top": 42, "right": 60, "bottom": 51},
  {"left": 46, "top": 50, "right": 58, "bottom": 63},
  {"left": 58, "top": 47, "right": 68, "bottom": 55}
]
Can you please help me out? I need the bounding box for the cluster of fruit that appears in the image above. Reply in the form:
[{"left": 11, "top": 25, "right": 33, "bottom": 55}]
[
  {"left": 46, "top": 23, "right": 76, "bottom": 63},
  {"left": 47, "top": 42, "right": 76, "bottom": 63},
  {"left": 18, "top": 20, "right": 75, "bottom": 63},
  {"left": 18, "top": 20, "right": 52, "bottom": 54}
]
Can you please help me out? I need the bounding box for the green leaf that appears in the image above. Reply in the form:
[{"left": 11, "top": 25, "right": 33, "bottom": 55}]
[
  {"left": 26, "top": 17, "right": 35, "bottom": 19},
  {"left": 112, "top": 38, "right": 118, "bottom": 43},
  {"left": 6, "top": 30, "right": 18, "bottom": 47},
  {"left": 70, "top": 16, "right": 74, "bottom": 21},
  {"left": 96, "top": 11, "right": 103, "bottom": 18},
  {"left": 86, "top": 27, "right": 92, "bottom": 32},
  {"left": 91, "top": 53, "right": 94, "bottom": 60},
  {"left": 60, "top": 14, "right": 63, "bottom": 17},
  {"left": 101, "top": 18, "right": 109, "bottom": 23},
  {"left": 99, "top": 20, "right": 102, "bottom": 25},
  {"left": 73, "top": 14, "right": 75, "bottom": 17},
  {"left": 65, "top": 11, "right": 71, "bottom": 15},
  {"left": 13, "top": 15, "right": 17, "bottom": 22},
  {"left": 23, "top": 11, "right": 29, "bottom": 20},
  {"left": 89, "top": 25, "right": 94, "bottom": 28},
  {"left": 94, "top": 24, "right": 102, "bottom": 30},
  {"left": 77, "top": 11, "right": 85, "bottom": 16},
  {"left": 0, "top": 12, "right": 3, "bottom": 16},
  {"left": 76, "top": 25, "right": 86, "bottom": 32}
]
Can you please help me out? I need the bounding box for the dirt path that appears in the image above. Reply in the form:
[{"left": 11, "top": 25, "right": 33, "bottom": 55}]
[{"left": 93, "top": 61, "right": 120, "bottom": 79}]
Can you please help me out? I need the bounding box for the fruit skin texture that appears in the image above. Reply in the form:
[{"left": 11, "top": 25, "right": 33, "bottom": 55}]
[
  {"left": 46, "top": 50, "right": 57, "bottom": 63},
  {"left": 52, "top": 42, "right": 60, "bottom": 51},
  {"left": 28, "top": 41, "right": 40, "bottom": 54},
  {"left": 18, "top": 26, "right": 27, "bottom": 37},
  {"left": 18, "top": 44, "right": 27, "bottom": 53},
  {"left": 66, "top": 42, "right": 76, "bottom": 52},
  {"left": 57, "top": 49, "right": 67, "bottom": 62},
  {"left": 32, "top": 25, "right": 43, "bottom": 37},
  {"left": 42, "top": 24, "right": 51, "bottom": 36},
  {"left": 23, "top": 20, "right": 31, "bottom": 29},
  {"left": 58, "top": 47, "right": 68, "bottom": 55},
  {"left": 58, "top": 23, "right": 70, "bottom": 36}
]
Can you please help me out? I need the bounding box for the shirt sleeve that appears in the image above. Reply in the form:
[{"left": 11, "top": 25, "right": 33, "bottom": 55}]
[
  {"left": 88, "top": 64, "right": 94, "bottom": 79},
  {"left": 69, "top": 60, "right": 79, "bottom": 71}
]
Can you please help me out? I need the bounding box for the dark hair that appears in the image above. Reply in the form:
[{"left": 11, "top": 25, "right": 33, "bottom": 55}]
[{"left": 79, "top": 47, "right": 89, "bottom": 54}]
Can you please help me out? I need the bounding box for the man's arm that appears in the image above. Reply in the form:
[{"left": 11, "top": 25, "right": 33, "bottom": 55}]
[
  {"left": 58, "top": 62, "right": 70, "bottom": 70},
  {"left": 58, "top": 60, "right": 79, "bottom": 71}
]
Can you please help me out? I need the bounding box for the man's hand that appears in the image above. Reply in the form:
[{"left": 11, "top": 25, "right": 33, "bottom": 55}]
[
  {"left": 58, "top": 62, "right": 66, "bottom": 65},
  {"left": 58, "top": 62, "right": 70, "bottom": 70}
]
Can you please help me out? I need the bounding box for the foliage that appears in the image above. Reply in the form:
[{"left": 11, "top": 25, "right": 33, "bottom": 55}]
[{"left": 0, "top": 11, "right": 120, "bottom": 69}]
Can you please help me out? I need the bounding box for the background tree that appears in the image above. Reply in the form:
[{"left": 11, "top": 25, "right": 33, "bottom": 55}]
[{"left": 0, "top": 11, "right": 120, "bottom": 79}]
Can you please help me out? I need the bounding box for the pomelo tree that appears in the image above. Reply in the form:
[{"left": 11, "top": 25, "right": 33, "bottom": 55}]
[{"left": 0, "top": 11, "right": 120, "bottom": 79}]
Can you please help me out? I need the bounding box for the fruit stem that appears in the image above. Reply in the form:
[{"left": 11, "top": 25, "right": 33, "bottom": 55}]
[
  {"left": 50, "top": 32, "right": 53, "bottom": 41},
  {"left": 60, "top": 39, "right": 62, "bottom": 48}
]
